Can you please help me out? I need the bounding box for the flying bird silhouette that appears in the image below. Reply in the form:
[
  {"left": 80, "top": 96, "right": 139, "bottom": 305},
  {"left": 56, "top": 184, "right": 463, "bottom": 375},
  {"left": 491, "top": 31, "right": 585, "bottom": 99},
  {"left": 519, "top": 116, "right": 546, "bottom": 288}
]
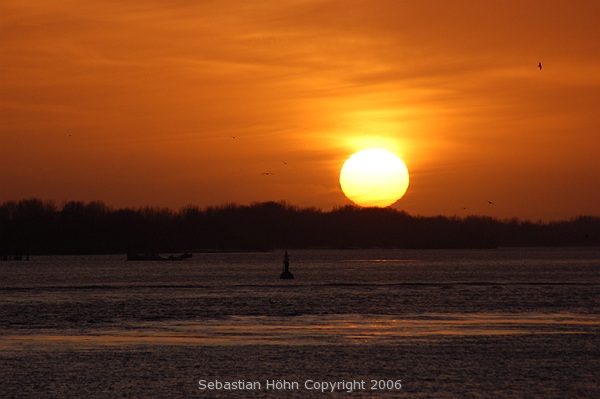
[
  {"left": 538, "top": 62, "right": 542, "bottom": 70},
  {"left": 261, "top": 172, "right": 274, "bottom": 176},
  {"left": 487, "top": 200, "right": 495, "bottom": 205}
]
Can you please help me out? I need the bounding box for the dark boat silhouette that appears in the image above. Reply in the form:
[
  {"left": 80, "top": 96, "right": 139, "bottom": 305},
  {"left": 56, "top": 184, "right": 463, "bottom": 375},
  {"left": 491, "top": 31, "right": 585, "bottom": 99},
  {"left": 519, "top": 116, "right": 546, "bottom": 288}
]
[{"left": 127, "top": 252, "right": 192, "bottom": 261}]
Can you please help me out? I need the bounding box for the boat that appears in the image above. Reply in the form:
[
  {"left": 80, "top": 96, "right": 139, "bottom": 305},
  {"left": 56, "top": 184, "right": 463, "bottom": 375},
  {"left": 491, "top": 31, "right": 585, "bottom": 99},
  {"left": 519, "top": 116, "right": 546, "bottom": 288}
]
[{"left": 126, "top": 252, "right": 192, "bottom": 261}]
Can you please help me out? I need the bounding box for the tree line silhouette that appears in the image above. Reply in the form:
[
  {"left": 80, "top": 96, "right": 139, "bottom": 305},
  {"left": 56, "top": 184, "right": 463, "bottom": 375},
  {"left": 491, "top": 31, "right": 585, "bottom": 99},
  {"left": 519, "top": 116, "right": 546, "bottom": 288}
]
[{"left": 0, "top": 198, "right": 598, "bottom": 256}]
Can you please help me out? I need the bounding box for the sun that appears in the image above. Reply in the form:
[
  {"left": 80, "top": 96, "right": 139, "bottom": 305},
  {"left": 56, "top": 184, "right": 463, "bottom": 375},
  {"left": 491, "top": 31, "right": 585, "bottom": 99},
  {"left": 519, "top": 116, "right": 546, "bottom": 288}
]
[{"left": 339, "top": 148, "right": 409, "bottom": 207}]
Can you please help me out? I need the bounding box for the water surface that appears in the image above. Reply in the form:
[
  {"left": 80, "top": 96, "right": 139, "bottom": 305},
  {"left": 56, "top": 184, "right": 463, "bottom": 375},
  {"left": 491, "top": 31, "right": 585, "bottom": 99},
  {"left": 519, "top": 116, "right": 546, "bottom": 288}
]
[{"left": 1, "top": 248, "right": 598, "bottom": 398}]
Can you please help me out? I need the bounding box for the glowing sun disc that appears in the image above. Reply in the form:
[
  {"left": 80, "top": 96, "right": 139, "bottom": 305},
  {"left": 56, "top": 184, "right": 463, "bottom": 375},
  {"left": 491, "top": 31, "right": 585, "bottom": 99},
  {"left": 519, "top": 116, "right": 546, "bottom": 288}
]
[{"left": 339, "top": 148, "right": 409, "bottom": 207}]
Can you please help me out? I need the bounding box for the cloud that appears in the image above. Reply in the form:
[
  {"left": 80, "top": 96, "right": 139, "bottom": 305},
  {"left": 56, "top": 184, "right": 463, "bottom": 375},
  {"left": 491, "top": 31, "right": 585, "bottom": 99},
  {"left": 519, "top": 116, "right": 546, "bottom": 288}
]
[{"left": 1, "top": 0, "right": 599, "bottom": 219}]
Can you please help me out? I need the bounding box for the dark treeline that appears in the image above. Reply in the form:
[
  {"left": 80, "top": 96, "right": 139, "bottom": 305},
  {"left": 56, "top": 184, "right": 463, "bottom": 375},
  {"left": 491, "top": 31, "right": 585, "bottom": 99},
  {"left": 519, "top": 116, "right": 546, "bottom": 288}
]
[{"left": 0, "top": 198, "right": 598, "bottom": 256}]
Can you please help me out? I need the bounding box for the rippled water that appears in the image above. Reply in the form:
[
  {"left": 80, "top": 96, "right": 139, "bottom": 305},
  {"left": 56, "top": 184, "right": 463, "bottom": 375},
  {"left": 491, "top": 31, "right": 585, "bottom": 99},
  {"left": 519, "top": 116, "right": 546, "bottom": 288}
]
[{"left": 1, "top": 248, "right": 599, "bottom": 398}]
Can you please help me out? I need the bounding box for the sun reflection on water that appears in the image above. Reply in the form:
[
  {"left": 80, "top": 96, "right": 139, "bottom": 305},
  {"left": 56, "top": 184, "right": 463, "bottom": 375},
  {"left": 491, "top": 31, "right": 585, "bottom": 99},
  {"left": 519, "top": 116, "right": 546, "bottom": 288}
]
[{"left": 3, "top": 313, "right": 598, "bottom": 350}]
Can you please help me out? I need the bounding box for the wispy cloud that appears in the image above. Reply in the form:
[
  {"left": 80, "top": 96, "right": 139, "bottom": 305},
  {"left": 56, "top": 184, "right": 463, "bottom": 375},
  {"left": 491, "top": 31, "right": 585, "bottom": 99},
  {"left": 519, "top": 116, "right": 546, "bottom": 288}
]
[{"left": 1, "top": 0, "right": 599, "bottom": 219}]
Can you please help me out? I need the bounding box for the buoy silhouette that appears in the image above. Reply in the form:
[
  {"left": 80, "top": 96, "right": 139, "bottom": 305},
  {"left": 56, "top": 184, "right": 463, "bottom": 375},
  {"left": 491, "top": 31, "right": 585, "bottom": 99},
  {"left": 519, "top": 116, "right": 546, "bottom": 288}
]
[{"left": 279, "top": 250, "right": 294, "bottom": 279}]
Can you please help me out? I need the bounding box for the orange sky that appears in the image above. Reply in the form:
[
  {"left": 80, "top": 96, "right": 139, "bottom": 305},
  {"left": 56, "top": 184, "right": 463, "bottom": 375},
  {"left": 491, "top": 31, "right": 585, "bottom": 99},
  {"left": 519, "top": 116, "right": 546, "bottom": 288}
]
[{"left": 1, "top": 0, "right": 599, "bottom": 221}]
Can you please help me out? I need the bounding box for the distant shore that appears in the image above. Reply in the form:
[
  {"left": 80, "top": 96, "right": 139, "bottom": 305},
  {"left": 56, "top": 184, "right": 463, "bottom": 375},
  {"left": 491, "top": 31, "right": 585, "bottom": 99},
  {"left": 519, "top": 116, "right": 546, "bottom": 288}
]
[{"left": 1, "top": 199, "right": 598, "bottom": 257}]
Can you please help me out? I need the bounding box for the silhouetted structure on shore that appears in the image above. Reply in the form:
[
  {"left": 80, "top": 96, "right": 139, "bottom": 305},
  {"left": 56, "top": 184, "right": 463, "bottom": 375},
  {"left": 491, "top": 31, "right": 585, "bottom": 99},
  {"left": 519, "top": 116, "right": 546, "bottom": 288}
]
[{"left": 0, "top": 199, "right": 598, "bottom": 255}]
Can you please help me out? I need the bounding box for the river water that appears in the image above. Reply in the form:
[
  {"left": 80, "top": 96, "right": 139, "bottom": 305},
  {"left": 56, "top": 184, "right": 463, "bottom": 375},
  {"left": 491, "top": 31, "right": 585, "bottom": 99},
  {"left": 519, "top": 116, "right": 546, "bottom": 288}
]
[{"left": 1, "top": 247, "right": 599, "bottom": 398}]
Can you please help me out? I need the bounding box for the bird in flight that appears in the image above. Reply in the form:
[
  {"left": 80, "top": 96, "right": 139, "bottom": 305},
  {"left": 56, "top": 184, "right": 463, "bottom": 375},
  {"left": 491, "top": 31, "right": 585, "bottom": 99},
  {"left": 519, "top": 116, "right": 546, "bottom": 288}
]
[
  {"left": 538, "top": 62, "right": 542, "bottom": 70},
  {"left": 261, "top": 172, "right": 274, "bottom": 176},
  {"left": 487, "top": 200, "right": 495, "bottom": 205}
]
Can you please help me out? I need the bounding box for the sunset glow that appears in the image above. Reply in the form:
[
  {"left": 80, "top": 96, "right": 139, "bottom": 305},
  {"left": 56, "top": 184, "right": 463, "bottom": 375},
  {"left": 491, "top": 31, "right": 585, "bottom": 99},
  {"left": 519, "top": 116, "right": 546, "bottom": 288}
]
[
  {"left": 340, "top": 149, "right": 409, "bottom": 207},
  {"left": 1, "top": 1, "right": 599, "bottom": 220}
]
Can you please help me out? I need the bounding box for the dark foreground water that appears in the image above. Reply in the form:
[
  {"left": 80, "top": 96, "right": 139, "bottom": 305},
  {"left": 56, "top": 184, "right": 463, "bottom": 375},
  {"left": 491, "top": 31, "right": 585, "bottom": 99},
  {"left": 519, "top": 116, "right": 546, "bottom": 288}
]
[{"left": 1, "top": 247, "right": 599, "bottom": 398}]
